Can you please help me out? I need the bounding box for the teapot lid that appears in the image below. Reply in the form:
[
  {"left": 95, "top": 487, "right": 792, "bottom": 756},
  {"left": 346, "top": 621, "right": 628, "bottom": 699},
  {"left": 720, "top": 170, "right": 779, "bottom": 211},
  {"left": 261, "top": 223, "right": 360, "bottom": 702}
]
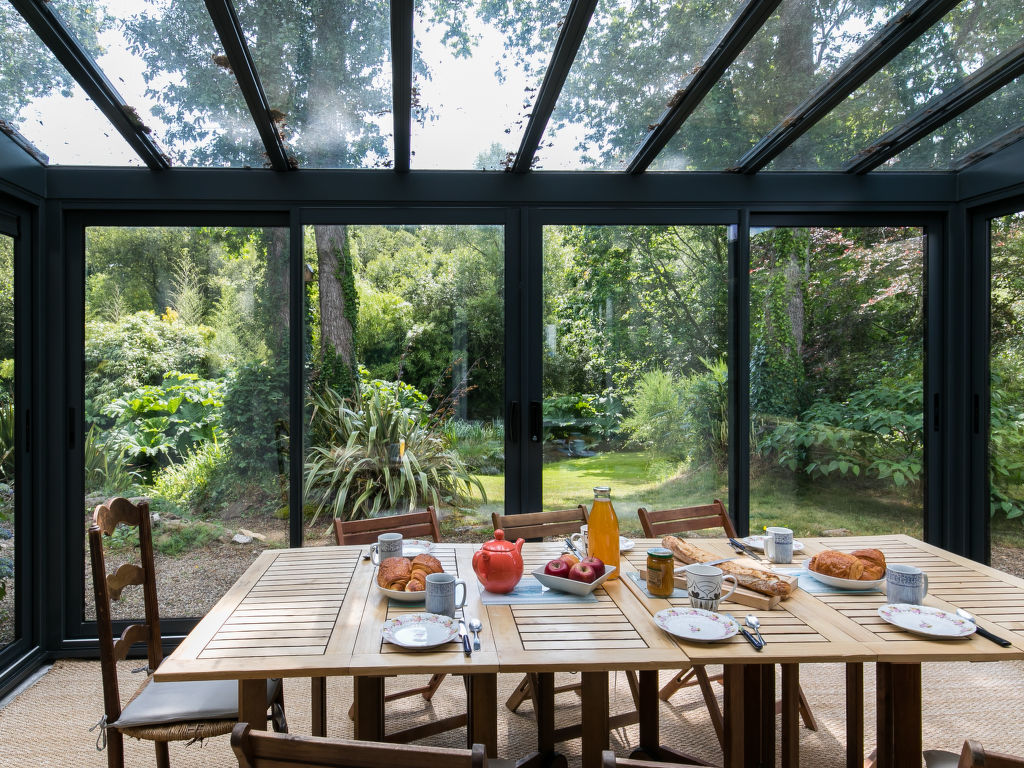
[{"left": 482, "top": 529, "right": 518, "bottom": 551}]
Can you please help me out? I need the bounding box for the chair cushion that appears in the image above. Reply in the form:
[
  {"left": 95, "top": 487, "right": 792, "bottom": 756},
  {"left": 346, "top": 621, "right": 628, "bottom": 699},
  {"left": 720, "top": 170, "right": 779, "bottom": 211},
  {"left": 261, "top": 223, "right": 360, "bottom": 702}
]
[
  {"left": 113, "top": 677, "right": 281, "bottom": 729},
  {"left": 923, "top": 750, "right": 961, "bottom": 768}
]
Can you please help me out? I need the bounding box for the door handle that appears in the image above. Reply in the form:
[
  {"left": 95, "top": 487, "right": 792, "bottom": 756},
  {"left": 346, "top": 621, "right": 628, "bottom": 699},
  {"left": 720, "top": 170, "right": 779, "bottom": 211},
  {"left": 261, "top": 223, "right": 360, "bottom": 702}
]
[
  {"left": 508, "top": 401, "right": 520, "bottom": 444},
  {"left": 529, "top": 401, "right": 542, "bottom": 443}
]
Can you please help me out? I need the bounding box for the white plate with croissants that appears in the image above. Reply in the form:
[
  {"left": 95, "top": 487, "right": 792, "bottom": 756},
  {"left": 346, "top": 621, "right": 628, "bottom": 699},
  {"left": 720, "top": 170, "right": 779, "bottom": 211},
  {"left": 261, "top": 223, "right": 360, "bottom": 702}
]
[
  {"left": 805, "top": 548, "right": 887, "bottom": 590},
  {"left": 376, "top": 554, "right": 446, "bottom": 602}
]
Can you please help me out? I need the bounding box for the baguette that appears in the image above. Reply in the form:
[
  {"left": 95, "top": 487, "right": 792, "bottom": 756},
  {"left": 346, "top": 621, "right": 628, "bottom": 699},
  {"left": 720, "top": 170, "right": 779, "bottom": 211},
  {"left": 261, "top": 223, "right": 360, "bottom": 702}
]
[{"left": 662, "top": 536, "right": 793, "bottom": 597}]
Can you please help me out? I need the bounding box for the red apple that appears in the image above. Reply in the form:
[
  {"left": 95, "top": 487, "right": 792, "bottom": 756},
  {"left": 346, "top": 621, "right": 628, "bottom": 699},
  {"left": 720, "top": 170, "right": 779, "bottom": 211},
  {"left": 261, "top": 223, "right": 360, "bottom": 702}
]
[
  {"left": 580, "top": 556, "right": 605, "bottom": 578},
  {"left": 544, "top": 559, "right": 570, "bottom": 578},
  {"left": 568, "top": 563, "right": 598, "bottom": 583}
]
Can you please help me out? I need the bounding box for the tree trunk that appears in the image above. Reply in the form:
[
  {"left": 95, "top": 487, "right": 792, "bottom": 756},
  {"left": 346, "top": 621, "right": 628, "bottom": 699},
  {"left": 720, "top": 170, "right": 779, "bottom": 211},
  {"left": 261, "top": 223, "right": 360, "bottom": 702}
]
[
  {"left": 315, "top": 224, "right": 355, "bottom": 380},
  {"left": 264, "top": 227, "right": 290, "bottom": 354}
]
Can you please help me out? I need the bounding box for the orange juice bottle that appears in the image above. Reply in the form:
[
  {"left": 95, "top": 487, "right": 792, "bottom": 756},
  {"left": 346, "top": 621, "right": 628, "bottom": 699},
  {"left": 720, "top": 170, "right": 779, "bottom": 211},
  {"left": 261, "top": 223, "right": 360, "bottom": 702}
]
[{"left": 587, "top": 486, "right": 620, "bottom": 580}]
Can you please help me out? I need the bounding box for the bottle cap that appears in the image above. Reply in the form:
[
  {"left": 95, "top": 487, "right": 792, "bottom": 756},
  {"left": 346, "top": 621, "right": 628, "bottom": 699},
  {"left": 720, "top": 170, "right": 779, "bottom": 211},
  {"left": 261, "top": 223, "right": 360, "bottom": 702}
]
[{"left": 647, "top": 547, "right": 674, "bottom": 559}]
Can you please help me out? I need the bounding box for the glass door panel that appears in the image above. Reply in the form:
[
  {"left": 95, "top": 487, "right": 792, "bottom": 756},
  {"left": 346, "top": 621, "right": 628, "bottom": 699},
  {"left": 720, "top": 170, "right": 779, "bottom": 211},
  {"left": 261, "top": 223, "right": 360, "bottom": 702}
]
[
  {"left": 749, "top": 226, "right": 924, "bottom": 537},
  {"left": 302, "top": 224, "right": 504, "bottom": 545},
  {"left": 989, "top": 211, "right": 1024, "bottom": 574},
  {"left": 541, "top": 225, "right": 730, "bottom": 536},
  {"left": 83, "top": 226, "right": 289, "bottom": 621},
  {"left": 0, "top": 233, "right": 13, "bottom": 650}
]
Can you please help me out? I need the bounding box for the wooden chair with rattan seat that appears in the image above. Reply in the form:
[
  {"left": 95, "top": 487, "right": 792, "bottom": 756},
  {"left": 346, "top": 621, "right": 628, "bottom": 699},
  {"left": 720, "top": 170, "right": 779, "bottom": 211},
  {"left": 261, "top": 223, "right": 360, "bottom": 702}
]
[
  {"left": 601, "top": 751, "right": 707, "bottom": 768},
  {"left": 89, "top": 497, "right": 286, "bottom": 768},
  {"left": 329, "top": 507, "right": 460, "bottom": 739},
  {"left": 637, "top": 500, "right": 817, "bottom": 746},
  {"left": 231, "top": 722, "right": 492, "bottom": 768},
  {"left": 925, "top": 740, "right": 1024, "bottom": 768}
]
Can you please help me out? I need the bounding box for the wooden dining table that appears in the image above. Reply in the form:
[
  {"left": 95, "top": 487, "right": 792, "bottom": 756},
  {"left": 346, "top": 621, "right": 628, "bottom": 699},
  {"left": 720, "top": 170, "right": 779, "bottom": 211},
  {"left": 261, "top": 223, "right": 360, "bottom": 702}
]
[{"left": 154, "top": 535, "right": 1024, "bottom": 768}]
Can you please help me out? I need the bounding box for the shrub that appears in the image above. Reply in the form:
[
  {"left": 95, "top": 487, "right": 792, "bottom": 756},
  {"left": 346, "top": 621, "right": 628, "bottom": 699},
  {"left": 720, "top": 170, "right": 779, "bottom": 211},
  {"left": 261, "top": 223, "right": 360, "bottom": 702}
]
[
  {"left": 990, "top": 367, "right": 1024, "bottom": 522},
  {"left": 621, "top": 371, "right": 689, "bottom": 461},
  {"left": 151, "top": 441, "right": 228, "bottom": 514},
  {"left": 0, "top": 556, "right": 12, "bottom": 602},
  {"left": 0, "top": 396, "right": 13, "bottom": 484},
  {"left": 153, "top": 520, "right": 224, "bottom": 556},
  {"left": 84, "top": 426, "right": 138, "bottom": 495},
  {"left": 304, "top": 384, "right": 484, "bottom": 524},
  {"left": 220, "top": 359, "right": 289, "bottom": 477},
  {"left": 445, "top": 420, "right": 504, "bottom": 475},
  {"left": 542, "top": 391, "right": 622, "bottom": 443}
]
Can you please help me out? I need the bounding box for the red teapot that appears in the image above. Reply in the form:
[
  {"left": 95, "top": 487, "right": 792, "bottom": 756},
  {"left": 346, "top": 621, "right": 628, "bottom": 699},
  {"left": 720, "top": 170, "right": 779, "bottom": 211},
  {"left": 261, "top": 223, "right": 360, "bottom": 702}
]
[{"left": 472, "top": 529, "right": 525, "bottom": 594}]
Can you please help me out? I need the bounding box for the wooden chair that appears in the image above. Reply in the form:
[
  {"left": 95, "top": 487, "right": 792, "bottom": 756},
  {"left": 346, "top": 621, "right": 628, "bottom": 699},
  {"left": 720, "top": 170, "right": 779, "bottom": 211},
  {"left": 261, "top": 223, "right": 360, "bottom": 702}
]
[
  {"left": 231, "top": 723, "right": 488, "bottom": 768},
  {"left": 331, "top": 507, "right": 456, "bottom": 737},
  {"left": 89, "top": 497, "right": 286, "bottom": 768},
  {"left": 637, "top": 500, "right": 817, "bottom": 745},
  {"left": 924, "top": 740, "right": 1024, "bottom": 768},
  {"left": 601, "top": 751, "right": 706, "bottom": 768}
]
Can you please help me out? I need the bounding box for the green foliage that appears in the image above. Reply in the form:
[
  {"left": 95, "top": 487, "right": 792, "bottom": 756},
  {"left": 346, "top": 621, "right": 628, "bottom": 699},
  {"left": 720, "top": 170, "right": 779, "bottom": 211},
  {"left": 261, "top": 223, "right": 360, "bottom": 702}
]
[
  {"left": 0, "top": 556, "right": 11, "bottom": 603},
  {"left": 543, "top": 391, "right": 623, "bottom": 443},
  {"left": 220, "top": 359, "right": 289, "bottom": 477},
  {"left": 151, "top": 441, "right": 227, "bottom": 514},
  {"left": 84, "top": 426, "right": 138, "bottom": 495},
  {"left": 304, "top": 384, "right": 484, "bottom": 524},
  {"left": 100, "top": 372, "right": 223, "bottom": 477},
  {"left": 989, "top": 366, "right": 1024, "bottom": 522},
  {"left": 153, "top": 520, "right": 224, "bottom": 557},
  {"left": 0, "top": 397, "right": 13, "bottom": 485},
  {"left": 445, "top": 420, "right": 504, "bottom": 475}
]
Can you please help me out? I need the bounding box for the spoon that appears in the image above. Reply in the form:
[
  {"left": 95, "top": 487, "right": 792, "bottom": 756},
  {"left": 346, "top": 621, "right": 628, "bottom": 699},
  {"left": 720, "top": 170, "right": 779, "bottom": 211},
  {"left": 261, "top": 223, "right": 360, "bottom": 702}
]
[
  {"left": 745, "top": 614, "right": 766, "bottom": 646},
  {"left": 468, "top": 617, "right": 482, "bottom": 651}
]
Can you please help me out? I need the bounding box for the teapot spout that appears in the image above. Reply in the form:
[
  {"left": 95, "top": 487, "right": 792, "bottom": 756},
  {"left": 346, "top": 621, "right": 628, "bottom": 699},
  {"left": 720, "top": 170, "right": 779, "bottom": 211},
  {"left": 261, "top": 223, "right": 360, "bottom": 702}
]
[{"left": 514, "top": 537, "right": 525, "bottom": 553}]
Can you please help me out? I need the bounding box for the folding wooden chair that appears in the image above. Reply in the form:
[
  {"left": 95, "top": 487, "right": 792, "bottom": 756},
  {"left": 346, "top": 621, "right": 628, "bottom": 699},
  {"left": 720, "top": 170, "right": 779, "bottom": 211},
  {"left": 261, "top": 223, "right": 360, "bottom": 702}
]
[
  {"left": 924, "top": 740, "right": 1024, "bottom": 768},
  {"left": 601, "top": 751, "right": 708, "bottom": 768}
]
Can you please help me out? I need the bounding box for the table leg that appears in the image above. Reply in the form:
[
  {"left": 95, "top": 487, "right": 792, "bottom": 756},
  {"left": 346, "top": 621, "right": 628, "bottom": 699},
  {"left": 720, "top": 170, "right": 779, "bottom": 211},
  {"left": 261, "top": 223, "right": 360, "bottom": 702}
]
[
  {"left": 637, "top": 670, "right": 659, "bottom": 757},
  {"left": 748, "top": 664, "right": 775, "bottom": 768},
  {"left": 353, "top": 676, "right": 385, "bottom": 742},
  {"left": 466, "top": 673, "right": 498, "bottom": 758},
  {"left": 875, "top": 663, "right": 921, "bottom": 768},
  {"left": 239, "top": 678, "right": 268, "bottom": 731},
  {"left": 781, "top": 665, "right": 799, "bottom": 768},
  {"left": 846, "top": 663, "right": 864, "bottom": 768},
  {"left": 311, "top": 676, "right": 327, "bottom": 737},
  {"left": 722, "top": 665, "right": 745, "bottom": 768},
  {"left": 581, "top": 671, "right": 609, "bottom": 768}
]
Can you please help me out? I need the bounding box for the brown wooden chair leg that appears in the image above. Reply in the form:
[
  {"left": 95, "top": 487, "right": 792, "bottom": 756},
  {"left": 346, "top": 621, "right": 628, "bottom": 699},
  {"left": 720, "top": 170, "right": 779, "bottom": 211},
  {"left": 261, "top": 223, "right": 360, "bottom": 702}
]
[
  {"left": 421, "top": 673, "right": 447, "bottom": 701},
  {"left": 154, "top": 741, "right": 170, "bottom": 768},
  {"left": 106, "top": 729, "right": 124, "bottom": 768},
  {"left": 694, "top": 666, "right": 725, "bottom": 748},
  {"left": 625, "top": 670, "right": 640, "bottom": 709},
  {"left": 659, "top": 667, "right": 698, "bottom": 701},
  {"left": 505, "top": 674, "right": 534, "bottom": 713},
  {"left": 797, "top": 684, "right": 818, "bottom": 731}
]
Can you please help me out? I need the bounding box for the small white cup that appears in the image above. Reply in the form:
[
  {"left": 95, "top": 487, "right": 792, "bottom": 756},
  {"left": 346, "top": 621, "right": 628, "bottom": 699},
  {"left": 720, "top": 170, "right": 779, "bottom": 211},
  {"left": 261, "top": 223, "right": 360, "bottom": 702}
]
[
  {"left": 764, "top": 527, "right": 794, "bottom": 564},
  {"left": 370, "top": 532, "right": 403, "bottom": 565},
  {"left": 886, "top": 564, "right": 928, "bottom": 604},
  {"left": 570, "top": 525, "right": 588, "bottom": 555},
  {"left": 684, "top": 563, "right": 738, "bottom": 612},
  {"left": 425, "top": 572, "right": 467, "bottom": 618}
]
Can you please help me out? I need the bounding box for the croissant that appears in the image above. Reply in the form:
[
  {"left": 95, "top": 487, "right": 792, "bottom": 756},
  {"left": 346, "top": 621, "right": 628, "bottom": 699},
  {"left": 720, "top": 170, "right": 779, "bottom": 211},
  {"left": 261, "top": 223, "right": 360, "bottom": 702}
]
[
  {"left": 377, "top": 556, "right": 412, "bottom": 590},
  {"left": 808, "top": 550, "right": 864, "bottom": 580},
  {"left": 851, "top": 549, "right": 886, "bottom": 580},
  {"left": 405, "top": 572, "right": 427, "bottom": 592},
  {"left": 410, "top": 553, "right": 443, "bottom": 577}
]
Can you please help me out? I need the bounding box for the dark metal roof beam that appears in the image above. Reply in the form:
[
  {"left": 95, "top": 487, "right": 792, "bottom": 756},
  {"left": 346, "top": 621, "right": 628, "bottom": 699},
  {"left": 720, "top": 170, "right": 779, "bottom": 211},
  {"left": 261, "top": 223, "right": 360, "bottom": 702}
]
[
  {"left": 10, "top": 0, "right": 169, "bottom": 170},
  {"left": 511, "top": 0, "right": 598, "bottom": 174},
  {"left": 625, "top": 0, "right": 783, "bottom": 175},
  {"left": 0, "top": 119, "right": 49, "bottom": 166},
  {"left": 204, "top": 0, "right": 292, "bottom": 171},
  {"left": 735, "top": 0, "right": 961, "bottom": 174},
  {"left": 844, "top": 38, "right": 1024, "bottom": 174},
  {"left": 952, "top": 123, "right": 1024, "bottom": 172},
  {"left": 391, "top": 0, "right": 413, "bottom": 173}
]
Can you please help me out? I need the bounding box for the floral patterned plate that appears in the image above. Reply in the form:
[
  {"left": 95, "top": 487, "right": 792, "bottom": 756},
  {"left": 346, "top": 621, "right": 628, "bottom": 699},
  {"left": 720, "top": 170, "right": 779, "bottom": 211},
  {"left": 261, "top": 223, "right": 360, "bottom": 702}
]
[
  {"left": 876, "top": 604, "right": 976, "bottom": 639},
  {"left": 382, "top": 612, "right": 459, "bottom": 649},
  {"left": 654, "top": 607, "right": 740, "bottom": 643}
]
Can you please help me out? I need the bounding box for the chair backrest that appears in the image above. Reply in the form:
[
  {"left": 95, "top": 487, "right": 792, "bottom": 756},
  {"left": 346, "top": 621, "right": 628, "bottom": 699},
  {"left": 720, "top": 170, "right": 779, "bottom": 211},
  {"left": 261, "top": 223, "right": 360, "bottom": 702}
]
[
  {"left": 491, "top": 506, "right": 589, "bottom": 541},
  {"left": 334, "top": 506, "right": 441, "bottom": 546},
  {"left": 602, "top": 750, "right": 704, "bottom": 768},
  {"left": 88, "top": 497, "right": 163, "bottom": 725},
  {"left": 958, "top": 740, "right": 1024, "bottom": 768},
  {"left": 637, "top": 499, "right": 738, "bottom": 539},
  {"left": 232, "top": 723, "right": 487, "bottom": 768}
]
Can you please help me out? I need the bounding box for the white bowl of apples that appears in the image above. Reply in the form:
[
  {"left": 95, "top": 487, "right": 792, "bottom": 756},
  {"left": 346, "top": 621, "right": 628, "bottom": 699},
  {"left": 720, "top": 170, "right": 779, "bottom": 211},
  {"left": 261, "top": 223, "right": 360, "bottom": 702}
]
[{"left": 532, "top": 554, "right": 616, "bottom": 596}]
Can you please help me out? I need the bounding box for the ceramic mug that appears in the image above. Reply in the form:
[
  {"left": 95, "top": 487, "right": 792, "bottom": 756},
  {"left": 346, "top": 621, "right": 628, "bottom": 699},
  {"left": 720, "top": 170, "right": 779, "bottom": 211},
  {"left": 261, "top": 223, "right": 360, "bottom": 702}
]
[
  {"left": 764, "top": 526, "right": 794, "bottom": 564},
  {"left": 684, "top": 563, "right": 738, "bottom": 612},
  {"left": 886, "top": 563, "right": 928, "bottom": 604},
  {"left": 425, "top": 572, "right": 468, "bottom": 618},
  {"left": 370, "top": 532, "right": 403, "bottom": 565},
  {"left": 570, "top": 525, "right": 588, "bottom": 555}
]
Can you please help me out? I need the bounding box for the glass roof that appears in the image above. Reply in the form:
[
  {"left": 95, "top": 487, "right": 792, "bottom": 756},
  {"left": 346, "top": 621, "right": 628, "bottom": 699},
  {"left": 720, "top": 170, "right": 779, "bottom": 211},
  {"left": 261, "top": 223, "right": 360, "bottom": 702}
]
[
  {"left": 771, "top": 0, "right": 1024, "bottom": 171},
  {"left": 650, "top": 0, "right": 897, "bottom": 171},
  {"left": 0, "top": 5, "right": 139, "bottom": 166}
]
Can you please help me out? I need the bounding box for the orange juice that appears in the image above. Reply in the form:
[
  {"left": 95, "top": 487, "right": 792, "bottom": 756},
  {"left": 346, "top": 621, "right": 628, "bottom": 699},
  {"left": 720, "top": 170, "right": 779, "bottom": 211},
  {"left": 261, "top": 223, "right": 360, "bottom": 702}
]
[{"left": 587, "top": 486, "right": 620, "bottom": 580}]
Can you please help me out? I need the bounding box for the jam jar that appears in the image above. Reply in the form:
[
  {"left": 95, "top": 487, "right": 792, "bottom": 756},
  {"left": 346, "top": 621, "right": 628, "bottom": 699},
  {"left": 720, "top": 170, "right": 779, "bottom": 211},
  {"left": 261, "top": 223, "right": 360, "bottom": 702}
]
[{"left": 646, "top": 547, "right": 675, "bottom": 596}]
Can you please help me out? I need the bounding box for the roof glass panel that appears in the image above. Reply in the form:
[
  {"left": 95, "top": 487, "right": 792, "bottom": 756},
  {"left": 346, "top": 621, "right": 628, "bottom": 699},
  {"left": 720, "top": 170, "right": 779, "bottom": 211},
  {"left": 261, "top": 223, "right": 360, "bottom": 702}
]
[
  {"left": 49, "top": 0, "right": 268, "bottom": 167},
  {"left": 770, "top": 0, "right": 1023, "bottom": 170},
  {"left": 411, "top": 3, "right": 567, "bottom": 170},
  {"left": 882, "top": 75, "right": 1024, "bottom": 170},
  {"left": 0, "top": 5, "right": 138, "bottom": 165},
  {"left": 233, "top": 1, "right": 392, "bottom": 169},
  {"left": 649, "top": 0, "right": 897, "bottom": 171},
  {"left": 532, "top": 0, "right": 748, "bottom": 170}
]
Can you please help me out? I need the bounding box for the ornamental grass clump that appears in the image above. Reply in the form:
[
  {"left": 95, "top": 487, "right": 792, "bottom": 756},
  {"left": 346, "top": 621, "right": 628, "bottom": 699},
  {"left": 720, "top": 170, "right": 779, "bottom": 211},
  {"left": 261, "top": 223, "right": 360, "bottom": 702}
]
[{"left": 304, "top": 383, "right": 484, "bottom": 524}]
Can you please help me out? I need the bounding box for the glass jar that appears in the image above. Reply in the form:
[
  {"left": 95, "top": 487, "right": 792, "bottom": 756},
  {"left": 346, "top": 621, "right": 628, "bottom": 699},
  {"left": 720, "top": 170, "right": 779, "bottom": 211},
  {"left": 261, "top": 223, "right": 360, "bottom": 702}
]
[
  {"left": 646, "top": 547, "right": 675, "bottom": 596},
  {"left": 587, "top": 486, "right": 620, "bottom": 580}
]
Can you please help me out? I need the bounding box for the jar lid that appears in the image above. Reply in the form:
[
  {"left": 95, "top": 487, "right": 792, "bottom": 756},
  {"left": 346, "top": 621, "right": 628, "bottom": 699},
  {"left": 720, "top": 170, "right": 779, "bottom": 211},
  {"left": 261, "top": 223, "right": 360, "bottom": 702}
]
[{"left": 647, "top": 547, "right": 674, "bottom": 559}]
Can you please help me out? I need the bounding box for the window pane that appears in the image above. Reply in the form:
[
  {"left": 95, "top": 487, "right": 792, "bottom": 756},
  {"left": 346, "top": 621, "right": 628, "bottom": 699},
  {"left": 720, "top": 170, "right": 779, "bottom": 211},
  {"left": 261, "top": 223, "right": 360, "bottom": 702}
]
[
  {"left": 989, "top": 212, "right": 1024, "bottom": 575},
  {"left": 651, "top": 0, "right": 897, "bottom": 171},
  {"left": 83, "top": 226, "right": 289, "bottom": 622},
  {"left": 0, "top": 234, "right": 13, "bottom": 650},
  {"left": 542, "top": 225, "right": 730, "bottom": 531},
  {"left": 750, "top": 227, "right": 924, "bottom": 537},
  {"left": 0, "top": 6, "right": 139, "bottom": 165},
  {"left": 772, "top": 0, "right": 1023, "bottom": 170},
  {"left": 302, "top": 225, "right": 504, "bottom": 546}
]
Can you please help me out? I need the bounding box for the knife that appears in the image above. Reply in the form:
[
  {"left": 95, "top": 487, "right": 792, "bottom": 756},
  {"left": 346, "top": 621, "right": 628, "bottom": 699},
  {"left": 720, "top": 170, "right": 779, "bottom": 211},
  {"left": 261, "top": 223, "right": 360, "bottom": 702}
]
[
  {"left": 724, "top": 613, "right": 763, "bottom": 650},
  {"left": 729, "top": 537, "right": 765, "bottom": 562},
  {"left": 458, "top": 619, "right": 472, "bottom": 656}
]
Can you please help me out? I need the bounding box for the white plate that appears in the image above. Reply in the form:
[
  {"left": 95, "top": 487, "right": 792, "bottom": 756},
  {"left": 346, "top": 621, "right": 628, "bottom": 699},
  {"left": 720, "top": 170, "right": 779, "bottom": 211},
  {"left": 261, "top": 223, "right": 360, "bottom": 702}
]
[
  {"left": 877, "top": 603, "right": 976, "bottom": 639},
  {"left": 805, "top": 568, "right": 885, "bottom": 591},
  {"left": 654, "top": 607, "right": 739, "bottom": 643},
  {"left": 620, "top": 537, "right": 635, "bottom": 552},
  {"left": 531, "top": 565, "right": 616, "bottom": 595},
  {"left": 402, "top": 540, "right": 435, "bottom": 557},
  {"left": 742, "top": 535, "right": 805, "bottom": 553},
  {"left": 381, "top": 613, "right": 459, "bottom": 649},
  {"left": 376, "top": 582, "right": 427, "bottom": 602}
]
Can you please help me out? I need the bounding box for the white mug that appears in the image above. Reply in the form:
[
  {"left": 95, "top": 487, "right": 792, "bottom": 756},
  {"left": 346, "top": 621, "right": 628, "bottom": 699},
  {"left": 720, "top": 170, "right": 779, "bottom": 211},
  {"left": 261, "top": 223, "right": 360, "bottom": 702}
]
[
  {"left": 886, "top": 564, "right": 928, "bottom": 604},
  {"left": 370, "top": 532, "right": 403, "bottom": 565},
  {"left": 684, "top": 564, "right": 738, "bottom": 612},
  {"left": 570, "top": 525, "right": 588, "bottom": 555},
  {"left": 425, "top": 572, "right": 467, "bottom": 618},
  {"left": 764, "top": 527, "right": 794, "bottom": 564}
]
